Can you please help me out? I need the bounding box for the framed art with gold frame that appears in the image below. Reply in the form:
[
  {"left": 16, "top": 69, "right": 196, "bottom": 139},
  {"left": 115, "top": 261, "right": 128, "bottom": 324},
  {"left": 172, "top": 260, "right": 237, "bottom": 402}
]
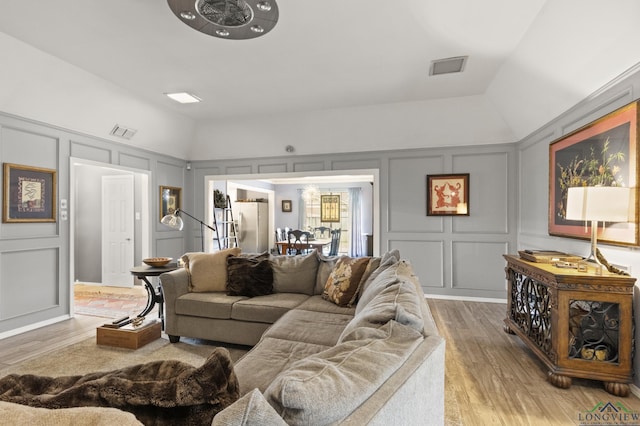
[
  {"left": 3, "top": 163, "right": 57, "bottom": 223},
  {"left": 159, "top": 185, "right": 181, "bottom": 221},
  {"left": 549, "top": 100, "right": 639, "bottom": 246}
]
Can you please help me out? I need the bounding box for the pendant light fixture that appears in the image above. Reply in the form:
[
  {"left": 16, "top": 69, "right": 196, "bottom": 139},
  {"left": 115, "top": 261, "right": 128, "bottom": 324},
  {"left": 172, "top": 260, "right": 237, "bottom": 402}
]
[{"left": 167, "top": 0, "right": 279, "bottom": 40}]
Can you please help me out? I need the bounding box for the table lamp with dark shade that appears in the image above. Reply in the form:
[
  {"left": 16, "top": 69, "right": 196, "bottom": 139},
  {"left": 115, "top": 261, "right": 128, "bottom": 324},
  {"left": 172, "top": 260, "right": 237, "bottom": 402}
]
[{"left": 565, "top": 186, "right": 631, "bottom": 265}]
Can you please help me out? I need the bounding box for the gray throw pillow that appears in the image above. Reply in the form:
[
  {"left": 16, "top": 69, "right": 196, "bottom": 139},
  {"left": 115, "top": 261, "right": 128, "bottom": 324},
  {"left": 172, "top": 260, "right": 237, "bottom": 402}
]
[{"left": 269, "top": 252, "right": 319, "bottom": 295}]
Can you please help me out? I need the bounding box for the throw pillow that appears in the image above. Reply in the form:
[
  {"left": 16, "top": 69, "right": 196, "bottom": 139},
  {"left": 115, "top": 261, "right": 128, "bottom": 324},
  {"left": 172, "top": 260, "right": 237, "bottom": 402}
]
[
  {"left": 322, "top": 256, "right": 371, "bottom": 306},
  {"left": 182, "top": 248, "right": 241, "bottom": 292},
  {"left": 270, "top": 252, "right": 319, "bottom": 295},
  {"left": 226, "top": 253, "right": 273, "bottom": 297}
]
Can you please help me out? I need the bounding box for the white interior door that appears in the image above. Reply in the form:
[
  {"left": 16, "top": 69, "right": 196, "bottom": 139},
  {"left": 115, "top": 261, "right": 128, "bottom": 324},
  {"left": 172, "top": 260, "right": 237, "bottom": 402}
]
[{"left": 101, "top": 175, "right": 134, "bottom": 286}]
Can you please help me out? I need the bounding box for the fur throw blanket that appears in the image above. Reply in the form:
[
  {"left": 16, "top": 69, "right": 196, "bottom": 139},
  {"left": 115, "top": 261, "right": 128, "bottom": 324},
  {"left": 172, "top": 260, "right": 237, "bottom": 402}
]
[{"left": 0, "top": 347, "right": 239, "bottom": 425}]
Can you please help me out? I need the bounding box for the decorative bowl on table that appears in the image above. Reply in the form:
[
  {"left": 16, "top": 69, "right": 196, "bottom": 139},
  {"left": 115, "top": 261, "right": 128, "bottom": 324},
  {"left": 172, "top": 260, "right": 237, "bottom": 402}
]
[{"left": 143, "top": 257, "right": 172, "bottom": 267}]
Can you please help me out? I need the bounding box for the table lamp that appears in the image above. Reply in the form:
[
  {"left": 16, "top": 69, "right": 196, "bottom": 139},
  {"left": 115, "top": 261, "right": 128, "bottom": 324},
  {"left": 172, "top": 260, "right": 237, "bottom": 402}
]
[
  {"left": 565, "top": 186, "right": 631, "bottom": 264},
  {"left": 161, "top": 209, "right": 216, "bottom": 252}
]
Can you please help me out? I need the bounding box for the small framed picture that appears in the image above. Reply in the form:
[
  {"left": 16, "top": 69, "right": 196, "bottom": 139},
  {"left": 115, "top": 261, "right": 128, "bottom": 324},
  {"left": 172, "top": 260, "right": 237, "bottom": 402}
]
[
  {"left": 3, "top": 163, "right": 57, "bottom": 223},
  {"left": 282, "top": 199, "right": 292, "bottom": 212},
  {"left": 427, "top": 173, "right": 470, "bottom": 216},
  {"left": 160, "top": 185, "right": 181, "bottom": 220}
]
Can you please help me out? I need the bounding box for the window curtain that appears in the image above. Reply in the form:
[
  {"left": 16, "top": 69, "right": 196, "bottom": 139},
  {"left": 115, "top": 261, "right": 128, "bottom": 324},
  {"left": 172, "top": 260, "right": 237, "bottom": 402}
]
[
  {"left": 297, "top": 189, "right": 306, "bottom": 230},
  {"left": 349, "top": 187, "right": 363, "bottom": 257}
]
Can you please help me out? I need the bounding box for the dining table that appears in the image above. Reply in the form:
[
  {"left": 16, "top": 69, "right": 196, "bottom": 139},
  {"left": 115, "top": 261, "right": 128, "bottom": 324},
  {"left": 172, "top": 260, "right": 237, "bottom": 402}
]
[{"left": 275, "top": 238, "right": 331, "bottom": 255}]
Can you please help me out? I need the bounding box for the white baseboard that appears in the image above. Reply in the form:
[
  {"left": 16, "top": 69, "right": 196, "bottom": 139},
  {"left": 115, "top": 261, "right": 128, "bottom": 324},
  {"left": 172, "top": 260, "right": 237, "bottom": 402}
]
[
  {"left": 0, "top": 315, "right": 70, "bottom": 340},
  {"left": 424, "top": 293, "right": 507, "bottom": 304}
]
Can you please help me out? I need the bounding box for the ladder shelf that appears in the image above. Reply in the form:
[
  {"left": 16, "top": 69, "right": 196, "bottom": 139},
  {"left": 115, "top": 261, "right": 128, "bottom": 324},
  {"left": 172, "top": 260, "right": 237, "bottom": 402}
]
[{"left": 212, "top": 195, "right": 238, "bottom": 250}]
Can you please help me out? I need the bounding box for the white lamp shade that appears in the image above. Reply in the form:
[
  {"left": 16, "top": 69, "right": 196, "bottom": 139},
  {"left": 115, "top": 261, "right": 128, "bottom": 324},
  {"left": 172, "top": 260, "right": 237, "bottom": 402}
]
[
  {"left": 566, "top": 186, "right": 631, "bottom": 222},
  {"left": 161, "top": 213, "right": 184, "bottom": 230}
]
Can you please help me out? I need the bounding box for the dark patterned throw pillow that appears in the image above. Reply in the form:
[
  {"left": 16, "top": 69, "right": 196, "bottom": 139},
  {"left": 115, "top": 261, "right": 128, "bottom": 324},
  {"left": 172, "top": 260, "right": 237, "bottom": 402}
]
[{"left": 226, "top": 253, "right": 274, "bottom": 297}]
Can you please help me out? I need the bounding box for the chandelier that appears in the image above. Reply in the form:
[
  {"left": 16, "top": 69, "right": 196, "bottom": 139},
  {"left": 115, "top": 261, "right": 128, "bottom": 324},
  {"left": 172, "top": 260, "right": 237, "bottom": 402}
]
[
  {"left": 301, "top": 184, "right": 319, "bottom": 202},
  {"left": 167, "top": 0, "right": 279, "bottom": 40}
]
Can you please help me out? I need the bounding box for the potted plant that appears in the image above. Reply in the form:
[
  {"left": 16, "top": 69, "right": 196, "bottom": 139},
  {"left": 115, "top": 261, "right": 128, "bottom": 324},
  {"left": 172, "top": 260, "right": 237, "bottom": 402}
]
[{"left": 214, "top": 189, "right": 227, "bottom": 208}]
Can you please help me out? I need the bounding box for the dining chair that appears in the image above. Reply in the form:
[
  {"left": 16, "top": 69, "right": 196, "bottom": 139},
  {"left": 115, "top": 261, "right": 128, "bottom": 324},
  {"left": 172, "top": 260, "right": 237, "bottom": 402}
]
[
  {"left": 328, "top": 229, "right": 341, "bottom": 256},
  {"left": 313, "top": 226, "right": 331, "bottom": 239},
  {"left": 287, "top": 229, "right": 311, "bottom": 255},
  {"left": 274, "top": 228, "right": 286, "bottom": 254}
]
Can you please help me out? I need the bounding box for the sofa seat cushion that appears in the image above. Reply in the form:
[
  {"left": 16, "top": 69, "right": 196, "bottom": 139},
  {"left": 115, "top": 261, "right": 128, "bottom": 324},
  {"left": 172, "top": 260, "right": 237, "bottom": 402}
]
[
  {"left": 176, "top": 292, "right": 246, "bottom": 319},
  {"left": 231, "top": 294, "right": 309, "bottom": 323},
  {"left": 234, "top": 337, "right": 331, "bottom": 396},
  {"left": 264, "top": 321, "right": 423, "bottom": 425},
  {"left": 295, "top": 295, "right": 356, "bottom": 315},
  {"left": 263, "top": 309, "right": 353, "bottom": 347}
]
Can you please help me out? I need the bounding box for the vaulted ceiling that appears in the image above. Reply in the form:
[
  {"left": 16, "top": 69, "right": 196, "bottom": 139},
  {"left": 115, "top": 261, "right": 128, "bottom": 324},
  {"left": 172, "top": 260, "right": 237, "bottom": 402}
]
[{"left": 0, "top": 1, "right": 639, "bottom": 160}]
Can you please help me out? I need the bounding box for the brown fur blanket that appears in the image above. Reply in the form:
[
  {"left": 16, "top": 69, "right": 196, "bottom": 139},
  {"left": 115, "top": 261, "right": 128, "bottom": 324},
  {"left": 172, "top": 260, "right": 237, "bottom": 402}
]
[{"left": 0, "top": 347, "right": 239, "bottom": 425}]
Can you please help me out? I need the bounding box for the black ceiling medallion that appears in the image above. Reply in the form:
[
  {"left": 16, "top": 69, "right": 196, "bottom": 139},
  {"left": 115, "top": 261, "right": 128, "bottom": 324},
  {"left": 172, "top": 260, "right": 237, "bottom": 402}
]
[{"left": 167, "top": 0, "right": 279, "bottom": 40}]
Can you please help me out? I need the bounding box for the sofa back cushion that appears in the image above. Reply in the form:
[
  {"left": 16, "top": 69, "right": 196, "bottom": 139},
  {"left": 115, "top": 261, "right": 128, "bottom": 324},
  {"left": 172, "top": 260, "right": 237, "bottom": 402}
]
[
  {"left": 264, "top": 321, "right": 423, "bottom": 425},
  {"left": 355, "top": 251, "right": 403, "bottom": 315},
  {"left": 181, "top": 248, "right": 241, "bottom": 292},
  {"left": 338, "top": 278, "right": 424, "bottom": 343},
  {"left": 269, "top": 252, "right": 319, "bottom": 295},
  {"left": 314, "top": 251, "right": 340, "bottom": 295}
]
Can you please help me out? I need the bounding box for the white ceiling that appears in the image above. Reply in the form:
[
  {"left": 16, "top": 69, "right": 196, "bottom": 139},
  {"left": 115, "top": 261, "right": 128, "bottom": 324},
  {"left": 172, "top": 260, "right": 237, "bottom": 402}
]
[{"left": 1, "top": 1, "right": 639, "bottom": 160}]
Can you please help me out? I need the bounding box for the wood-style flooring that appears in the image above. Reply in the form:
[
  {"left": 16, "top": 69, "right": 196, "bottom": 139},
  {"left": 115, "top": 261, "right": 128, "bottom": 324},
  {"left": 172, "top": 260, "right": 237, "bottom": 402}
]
[
  {"left": 429, "top": 299, "right": 640, "bottom": 425},
  {"left": 2, "top": 300, "right": 640, "bottom": 425}
]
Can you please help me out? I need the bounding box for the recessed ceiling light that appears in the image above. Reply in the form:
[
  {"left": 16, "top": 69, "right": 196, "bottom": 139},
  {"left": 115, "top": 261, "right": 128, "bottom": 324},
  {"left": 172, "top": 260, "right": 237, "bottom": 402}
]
[
  {"left": 250, "top": 25, "right": 264, "bottom": 33},
  {"left": 256, "top": 1, "right": 272, "bottom": 12},
  {"left": 165, "top": 92, "right": 202, "bottom": 104},
  {"left": 180, "top": 11, "right": 196, "bottom": 20}
]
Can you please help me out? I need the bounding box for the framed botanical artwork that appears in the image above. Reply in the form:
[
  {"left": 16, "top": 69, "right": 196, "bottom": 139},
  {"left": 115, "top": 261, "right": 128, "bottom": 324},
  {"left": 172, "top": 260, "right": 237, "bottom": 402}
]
[
  {"left": 320, "top": 194, "right": 341, "bottom": 222},
  {"left": 549, "top": 100, "right": 639, "bottom": 246},
  {"left": 281, "top": 199, "right": 292, "bottom": 212},
  {"left": 3, "top": 163, "right": 57, "bottom": 223},
  {"left": 160, "top": 185, "right": 181, "bottom": 221},
  {"left": 426, "top": 174, "right": 469, "bottom": 216}
]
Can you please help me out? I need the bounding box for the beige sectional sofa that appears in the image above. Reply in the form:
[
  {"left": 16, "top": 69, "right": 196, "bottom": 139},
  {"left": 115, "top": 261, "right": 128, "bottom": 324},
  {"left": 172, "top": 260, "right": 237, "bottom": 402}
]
[
  {"left": 161, "top": 249, "right": 446, "bottom": 425},
  {"left": 0, "top": 249, "right": 445, "bottom": 425}
]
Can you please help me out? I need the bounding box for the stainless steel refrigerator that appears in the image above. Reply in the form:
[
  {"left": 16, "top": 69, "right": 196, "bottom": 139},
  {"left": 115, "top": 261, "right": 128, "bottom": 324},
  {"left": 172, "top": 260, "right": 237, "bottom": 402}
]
[{"left": 234, "top": 201, "right": 269, "bottom": 253}]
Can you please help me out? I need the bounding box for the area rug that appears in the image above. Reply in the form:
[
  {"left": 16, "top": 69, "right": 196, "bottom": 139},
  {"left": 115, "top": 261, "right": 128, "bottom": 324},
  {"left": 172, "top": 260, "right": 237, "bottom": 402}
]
[
  {"left": 74, "top": 284, "right": 149, "bottom": 319},
  {"left": 0, "top": 336, "right": 248, "bottom": 379}
]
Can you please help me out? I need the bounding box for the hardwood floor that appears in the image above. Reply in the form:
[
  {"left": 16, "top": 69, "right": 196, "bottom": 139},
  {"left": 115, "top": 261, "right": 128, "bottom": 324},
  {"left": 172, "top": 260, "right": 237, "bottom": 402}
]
[
  {"left": 428, "top": 299, "right": 640, "bottom": 425},
  {"left": 2, "top": 300, "right": 640, "bottom": 425}
]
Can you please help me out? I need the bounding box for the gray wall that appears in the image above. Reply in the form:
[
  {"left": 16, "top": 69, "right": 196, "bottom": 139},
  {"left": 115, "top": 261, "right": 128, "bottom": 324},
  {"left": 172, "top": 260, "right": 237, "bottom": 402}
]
[
  {"left": 0, "top": 113, "right": 186, "bottom": 336},
  {"left": 190, "top": 143, "right": 518, "bottom": 300}
]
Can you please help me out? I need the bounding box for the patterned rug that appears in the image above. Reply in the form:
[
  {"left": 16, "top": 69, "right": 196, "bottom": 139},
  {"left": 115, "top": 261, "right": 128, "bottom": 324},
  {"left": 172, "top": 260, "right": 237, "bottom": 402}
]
[{"left": 74, "top": 284, "right": 150, "bottom": 319}]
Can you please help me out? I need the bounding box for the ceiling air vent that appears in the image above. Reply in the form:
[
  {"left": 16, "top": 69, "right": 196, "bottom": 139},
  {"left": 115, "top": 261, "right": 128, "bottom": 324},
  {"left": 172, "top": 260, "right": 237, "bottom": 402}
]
[
  {"left": 429, "top": 56, "right": 468, "bottom": 76},
  {"left": 110, "top": 124, "right": 137, "bottom": 140}
]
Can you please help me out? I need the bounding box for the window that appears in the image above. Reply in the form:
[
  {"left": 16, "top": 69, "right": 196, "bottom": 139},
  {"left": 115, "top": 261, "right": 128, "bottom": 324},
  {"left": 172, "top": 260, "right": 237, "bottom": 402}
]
[{"left": 302, "top": 189, "right": 349, "bottom": 254}]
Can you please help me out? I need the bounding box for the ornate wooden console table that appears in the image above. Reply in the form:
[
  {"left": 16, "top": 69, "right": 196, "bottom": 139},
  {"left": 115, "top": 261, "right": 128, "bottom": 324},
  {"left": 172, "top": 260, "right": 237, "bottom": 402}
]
[{"left": 503, "top": 254, "right": 635, "bottom": 396}]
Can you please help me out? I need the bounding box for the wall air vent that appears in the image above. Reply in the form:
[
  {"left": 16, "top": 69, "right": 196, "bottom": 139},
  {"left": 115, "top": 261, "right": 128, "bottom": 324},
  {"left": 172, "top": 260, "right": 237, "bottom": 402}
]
[
  {"left": 429, "top": 56, "right": 468, "bottom": 76},
  {"left": 110, "top": 124, "right": 137, "bottom": 140}
]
